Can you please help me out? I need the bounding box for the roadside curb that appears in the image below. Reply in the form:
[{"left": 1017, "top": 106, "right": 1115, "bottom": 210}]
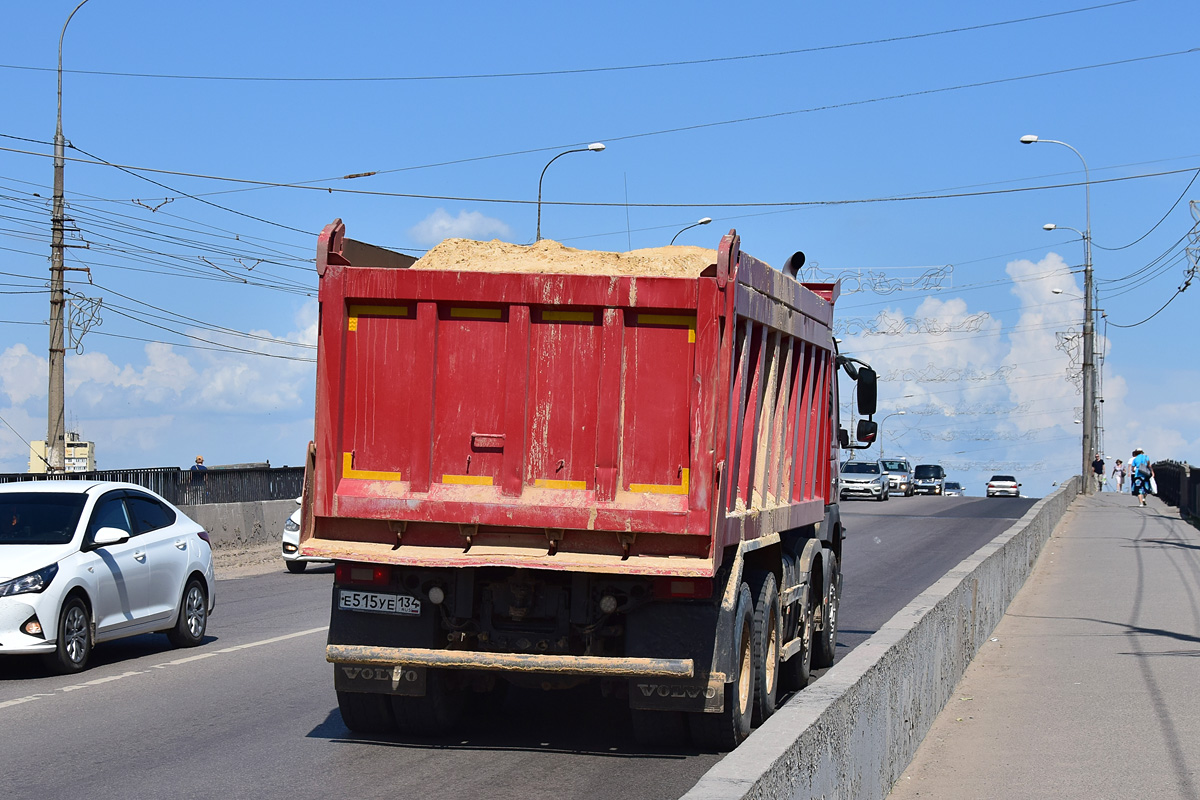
[{"left": 681, "top": 477, "right": 1081, "bottom": 800}]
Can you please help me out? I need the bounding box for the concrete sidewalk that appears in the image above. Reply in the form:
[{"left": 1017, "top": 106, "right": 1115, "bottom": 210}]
[{"left": 888, "top": 492, "right": 1200, "bottom": 799}]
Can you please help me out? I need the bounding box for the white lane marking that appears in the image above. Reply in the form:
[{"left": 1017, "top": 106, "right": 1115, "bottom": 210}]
[{"left": 0, "top": 626, "right": 327, "bottom": 711}]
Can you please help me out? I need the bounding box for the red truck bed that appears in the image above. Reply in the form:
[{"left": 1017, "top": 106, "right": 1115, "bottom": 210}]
[{"left": 302, "top": 221, "right": 838, "bottom": 578}]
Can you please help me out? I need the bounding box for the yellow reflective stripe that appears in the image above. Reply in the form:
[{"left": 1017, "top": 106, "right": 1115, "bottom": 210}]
[
  {"left": 542, "top": 310, "right": 595, "bottom": 323},
  {"left": 441, "top": 474, "right": 494, "bottom": 486},
  {"left": 636, "top": 314, "right": 696, "bottom": 343},
  {"left": 347, "top": 305, "right": 408, "bottom": 332},
  {"left": 534, "top": 479, "right": 588, "bottom": 490},
  {"left": 629, "top": 469, "right": 690, "bottom": 495},
  {"left": 450, "top": 308, "right": 503, "bottom": 320},
  {"left": 342, "top": 452, "right": 403, "bottom": 481}
]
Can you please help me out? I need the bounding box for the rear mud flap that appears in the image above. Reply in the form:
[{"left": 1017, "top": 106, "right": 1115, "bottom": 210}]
[
  {"left": 333, "top": 663, "right": 427, "bottom": 696},
  {"left": 628, "top": 673, "right": 726, "bottom": 713}
]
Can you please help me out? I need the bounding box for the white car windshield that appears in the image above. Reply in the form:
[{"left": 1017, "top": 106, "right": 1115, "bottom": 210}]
[
  {"left": 881, "top": 461, "right": 908, "bottom": 472},
  {"left": 0, "top": 492, "right": 87, "bottom": 545},
  {"left": 842, "top": 463, "right": 880, "bottom": 475}
]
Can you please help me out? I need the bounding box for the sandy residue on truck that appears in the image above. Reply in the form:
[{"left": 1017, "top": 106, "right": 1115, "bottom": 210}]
[{"left": 411, "top": 238, "right": 716, "bottom": 277}]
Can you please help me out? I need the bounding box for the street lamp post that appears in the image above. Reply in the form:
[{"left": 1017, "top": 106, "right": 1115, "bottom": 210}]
[
  {"left": 1022, "top": 134, "right": 1096, "bottom": 494},
  {"left": 669, "top": 217, "right": 712, "bottom": 245},
  {"left": 46, "top": 0, "right": 94, "bottom": 472},
  {"left": 878, "top": 410, "right": 906, "bottom": 460},
  {"left": 535, "top": 143, "right": 605, "bottom": 242}
]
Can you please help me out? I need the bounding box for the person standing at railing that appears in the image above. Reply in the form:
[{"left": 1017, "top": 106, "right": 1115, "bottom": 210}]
[
  {"left": 1129, "top": 449, "right": 1154, "bottom": 507},
  {"left": 189, "top": 455, "right": 208, "bottom": 503}
]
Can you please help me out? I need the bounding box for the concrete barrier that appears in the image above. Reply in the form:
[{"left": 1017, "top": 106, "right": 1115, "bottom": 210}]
[
  {"left": 183, "top": 498, "right": 297, "bottom": 550},
  {"left": 682, "top": 477, "right": 1081, "bottom": 800}
]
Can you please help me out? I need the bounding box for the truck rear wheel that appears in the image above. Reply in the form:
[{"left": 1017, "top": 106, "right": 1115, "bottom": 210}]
[
  {"left": 811, "top": 553, "right": 842, "bottom": 669},
  {"left": 390, "top": 669, "right": 465, "bottom": 735},
  {"left": 337, "top": 690, "right": 396, "bottom": 734},
  {"left": 780, "top": 579, "right": 813, "bottom": 691},
  {"left": 689, "top": 582, "right": 754, "bottom": 752},
  {"left": 748, "top": 571, "right": 781, "bottom": 725}
]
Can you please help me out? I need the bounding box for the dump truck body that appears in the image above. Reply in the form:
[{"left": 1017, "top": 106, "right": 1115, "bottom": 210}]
[{"left": 303, "top": 221, "right": 873, "bottom": 749}]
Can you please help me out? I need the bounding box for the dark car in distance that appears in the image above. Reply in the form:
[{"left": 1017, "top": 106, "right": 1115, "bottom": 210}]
[{"left": 912, "top": 464, "right": 947, "bottom": 495}]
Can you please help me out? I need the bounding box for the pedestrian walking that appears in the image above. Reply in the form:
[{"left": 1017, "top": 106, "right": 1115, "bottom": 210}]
[
  {"left": 1091, "top": 454, "right": 1106, "bottom": 492},
  {"left": 1129, "top": 448, "right": 1154, "bottom": 507},
  {"left": 1111, "top": 459, "right": 1127, "bottom": 492}
]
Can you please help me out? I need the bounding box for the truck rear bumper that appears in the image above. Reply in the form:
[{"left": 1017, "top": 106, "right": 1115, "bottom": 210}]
[{"left": 327, "top": 643, "right": 694, "bottom": 678}]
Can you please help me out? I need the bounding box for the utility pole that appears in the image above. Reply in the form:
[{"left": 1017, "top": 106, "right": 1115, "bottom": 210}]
[{"left": 47, "top": 0, "right": 93, "bottom": 472}]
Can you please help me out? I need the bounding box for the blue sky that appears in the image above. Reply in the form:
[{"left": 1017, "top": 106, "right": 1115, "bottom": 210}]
[{"left": 1, "top": 0, "right": 1196, "bottom": 497}]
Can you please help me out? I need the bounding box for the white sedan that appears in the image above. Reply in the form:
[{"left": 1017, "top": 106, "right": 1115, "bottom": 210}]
[
  {"left": 986, "top": 475, "right": 1022, "bottom": 497},
  {"left": 0, "top": 481, "right": 215, "bottom": 673},
  {"left": 281, "top": 500, "right": 331, "bottom": 573}
]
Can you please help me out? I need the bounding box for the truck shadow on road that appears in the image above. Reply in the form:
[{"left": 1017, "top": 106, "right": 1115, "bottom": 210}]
[{"left": 306, "top": 684, "right": 710, "bottom": 759}]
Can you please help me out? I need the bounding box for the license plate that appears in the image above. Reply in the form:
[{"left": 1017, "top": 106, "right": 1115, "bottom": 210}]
[{"left": 338, "top": 590, "right": 421, "bottom": 616}]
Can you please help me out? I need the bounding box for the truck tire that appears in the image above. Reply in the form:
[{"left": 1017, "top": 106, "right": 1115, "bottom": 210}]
[
  {"left": 391, "top": 670, "right": 465, "bottom": 735},
  {"left": 630, "top": 709, "right": 688, "bottom": 747},
  {"left": 780, "top": 579, "right": 813, "bottom": 691},
  {"left": 689, "top": 582, "right": 754, "bottom": 752},
  {"left": 811, "top": 553, "right": 842, "bottom": 669},
  {"left": 337, "top": 690, "right": 396, "bottom": 734},
  {"left": 748, "top": 571, "right": 781, "bottom": 725}
]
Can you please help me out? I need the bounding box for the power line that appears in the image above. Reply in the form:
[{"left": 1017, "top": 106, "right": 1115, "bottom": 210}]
[
  {"left": 0, "top": 410, "right": 51, "bottom": 470},
  {"left": 1092, "top": 169, "right": 1200, "bottom": 251},
  {"left": 67, "top": 142, "right": 313, "bottom": 236},
  {"left": 3, "top": 143, "right": 1197, "bottom": 210},
  {"left": 0, "top": 1, "right": 1142, "bottom": 83},
  {"left": 85, "top": 280, "right": 315, "bottom": 350}
]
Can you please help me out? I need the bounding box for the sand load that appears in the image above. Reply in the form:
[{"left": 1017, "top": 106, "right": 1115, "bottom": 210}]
[{"left": 409, "top": 238, "right": 718, "bottom": 278}]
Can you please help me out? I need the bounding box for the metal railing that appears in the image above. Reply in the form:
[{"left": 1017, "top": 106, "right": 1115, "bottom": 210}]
[
  {"left": 1152, "top": 461, "right": 1199, "bottom": 520},
  {"left": 0, "top": 466, "right": 304, "bottom": 506}
]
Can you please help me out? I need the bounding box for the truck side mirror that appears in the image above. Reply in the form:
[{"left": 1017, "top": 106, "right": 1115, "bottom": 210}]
[
  {"left": 838, "top": 428, "right": 850, "bottom": 449},
  {"left": 856, "top": 419, "right": 878, "bottom": 444},
  {"left": 857, "top": 367, "right": 877, "bottom": 416}
]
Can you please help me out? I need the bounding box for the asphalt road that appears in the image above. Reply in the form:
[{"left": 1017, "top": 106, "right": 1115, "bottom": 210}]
[{"left": 0, "top": 494, "right": 1035, "bottom": 800}]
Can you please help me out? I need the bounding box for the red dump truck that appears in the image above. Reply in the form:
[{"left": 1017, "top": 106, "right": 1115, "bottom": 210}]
[{"left": 300, "top": 220, "right": 878, "bottom": 750}]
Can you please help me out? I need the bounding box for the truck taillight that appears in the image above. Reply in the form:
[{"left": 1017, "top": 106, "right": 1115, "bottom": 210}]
[
  {"left": 335, "top": 563, "right": 391, "bottom": 586},
  {"left": 654, "top": 577, "right": 713, "bottom": 599}
]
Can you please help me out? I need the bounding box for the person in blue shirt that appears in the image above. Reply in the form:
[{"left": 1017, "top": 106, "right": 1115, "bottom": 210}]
[{"left": 1129, "top": 448, "right": 1153, "bottom": 507}]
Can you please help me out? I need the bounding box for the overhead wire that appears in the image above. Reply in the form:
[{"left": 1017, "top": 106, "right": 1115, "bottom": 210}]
[
  {"left": 3, "top": 143, "right": 1197, "bottom": 210},
  {"left": 0, "top": 1, "right": 1142, "bottom": 83}
]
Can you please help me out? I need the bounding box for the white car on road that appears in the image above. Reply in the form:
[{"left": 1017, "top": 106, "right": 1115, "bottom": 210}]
[
  {"left": 986, "top": 475, "right": 1022, "bottom": 497},
  {"left": 0, "top": 481, "right": 215, "bottom": 673},
  {"left": 281, "top": 499, "right": 331, "bottom": 573}
]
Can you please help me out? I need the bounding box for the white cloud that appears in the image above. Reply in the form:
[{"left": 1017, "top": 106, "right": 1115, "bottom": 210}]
[
  {"left": 0, "top": 344, "right": 47, "bottom": 405},
  {"left": 408, "top": 208, "right": 512, "bottom": 246}
]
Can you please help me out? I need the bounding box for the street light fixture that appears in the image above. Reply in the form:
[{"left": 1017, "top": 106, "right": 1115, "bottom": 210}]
[
  {"left": 1022, "top": 134, "right": 1096, "bottom": 494},
  {"left": 535, "top": 143, "right": 605, "bottom": 242},
  {"left": 878, "top": 410, "right": 906, "bottom": 460},
  {"left": 46, "top": 0, "right": 94, "bottom": 472},
  {"left": 669, "top": 217, "right": 712, "bottom": 246}
]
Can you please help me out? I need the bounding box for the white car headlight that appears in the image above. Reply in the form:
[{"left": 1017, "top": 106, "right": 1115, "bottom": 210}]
[
  {"left": 0, "top": 563, "right": 59, "bottom": 598},
  {"left": 284, "top": 517, "right": 300, "bottom": 533}
]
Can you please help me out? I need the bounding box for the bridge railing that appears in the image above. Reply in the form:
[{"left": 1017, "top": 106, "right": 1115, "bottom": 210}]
[
  {"left": 0, "top": 466, "right": 304, "bottom": 506},
  {"left": 1152, "top": 460, "right": 1199, "bottom": 519}
]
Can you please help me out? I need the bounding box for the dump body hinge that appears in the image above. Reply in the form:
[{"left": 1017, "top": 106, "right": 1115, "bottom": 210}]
[
  {"left": 389, "top": 520, "right": 407, "bottom": 550},
  {"left": 617, "top": 532, "right": 637, "bottom": 561},
  {"left": 459, "top": 524, "right": 478, "bottom": 552}
]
